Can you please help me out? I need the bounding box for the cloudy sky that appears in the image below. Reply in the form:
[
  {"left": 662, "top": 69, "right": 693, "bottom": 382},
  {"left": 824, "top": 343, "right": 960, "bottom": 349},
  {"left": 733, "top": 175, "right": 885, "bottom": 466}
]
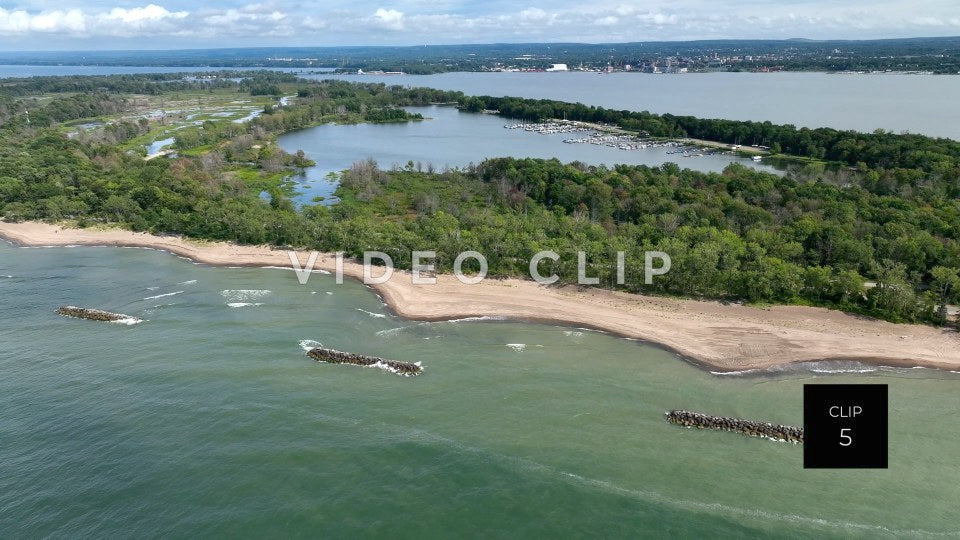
[{"left": 0, "top": 0, "right": 958, "bottom": 50}]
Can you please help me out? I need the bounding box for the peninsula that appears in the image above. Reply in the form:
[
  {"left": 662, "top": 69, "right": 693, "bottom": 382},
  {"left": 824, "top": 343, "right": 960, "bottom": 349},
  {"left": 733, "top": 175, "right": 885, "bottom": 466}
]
[{"left": 3, "top": 221, "right": 958, "bottom": 373}]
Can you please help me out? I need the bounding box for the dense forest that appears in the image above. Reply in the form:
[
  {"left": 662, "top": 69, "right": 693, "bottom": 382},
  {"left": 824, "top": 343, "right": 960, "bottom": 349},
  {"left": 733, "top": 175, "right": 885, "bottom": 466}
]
[{"left": 0, "top": 75, "right": 958, "bottom": 325}]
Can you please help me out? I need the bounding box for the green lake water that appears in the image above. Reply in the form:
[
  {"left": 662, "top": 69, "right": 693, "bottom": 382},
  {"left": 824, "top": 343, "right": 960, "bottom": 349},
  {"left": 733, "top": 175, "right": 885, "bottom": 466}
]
[{"left": 1, "top": 241, "right": 958, "bottom": 538}]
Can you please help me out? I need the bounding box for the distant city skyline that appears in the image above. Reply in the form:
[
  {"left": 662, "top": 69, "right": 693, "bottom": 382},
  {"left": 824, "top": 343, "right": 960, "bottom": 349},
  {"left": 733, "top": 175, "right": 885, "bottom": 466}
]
[{"left": 0, "top": 1, "right": 958, "bottom": 50}]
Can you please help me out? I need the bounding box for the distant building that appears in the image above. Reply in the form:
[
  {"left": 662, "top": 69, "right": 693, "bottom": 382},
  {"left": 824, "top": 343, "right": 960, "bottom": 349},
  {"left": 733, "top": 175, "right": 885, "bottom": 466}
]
[{"left": 546, "top": 63, "right": 569, "bottom": 72}]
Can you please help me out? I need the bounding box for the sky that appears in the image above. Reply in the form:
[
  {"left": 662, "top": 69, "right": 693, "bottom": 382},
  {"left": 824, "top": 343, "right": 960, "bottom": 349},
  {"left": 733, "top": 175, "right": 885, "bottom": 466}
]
[{"left": 0, "top": 0, "right": 958, "bottom": 50}]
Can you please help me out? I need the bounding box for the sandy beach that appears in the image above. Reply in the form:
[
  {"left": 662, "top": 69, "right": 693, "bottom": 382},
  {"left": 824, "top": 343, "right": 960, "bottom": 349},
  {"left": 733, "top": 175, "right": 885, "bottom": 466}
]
[{"left": 2, "top": 220, "right": 958, "bottom": 372}]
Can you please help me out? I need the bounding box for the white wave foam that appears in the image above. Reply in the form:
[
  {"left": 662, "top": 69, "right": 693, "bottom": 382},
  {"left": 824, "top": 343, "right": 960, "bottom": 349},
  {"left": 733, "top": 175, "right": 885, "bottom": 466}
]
[
  {"left": 146, "top": 286, "right": 159, "bottom": 291},
  {"left": 369, "top": 360, "right": 424, "bottom": 377},
  {"left": 299, "top": 339, "right": 323, "bottom": 351},
  {"left": 376, "top": 326, "right": 410, "bottom": 337},
  {"left": 563, "top": 330, "right": 584, "bottom": 337},
  {"left": 710, "top": 359, "right": 948, "bottom": 378},
  {"left": 710, "top": 369, "right": 762, "bottom": 376},
  {"left": 111, "top": 317, "right": 143, "bottom": 326},
  {"left": 506, "top": 343, "right": 526, "bottom": 352},
  {"left": 220, "top": 289, "right": 271, "bottom": 302},
  {"left": 810, "top": 367, "right": 878, "bottom": 374},
  {"left": 325, "top": 291, "right": 333, "bottom": 295},
  {"left": 179, "top": 279, "right": 197, "bottom": 285},
  {"left": 143, "top": 291, "right": 184, "bottom": 301},
  {"left": 227, "top": 302, "right": 264, "bottom": 308},
  {"left": 446, "top": 315, "right": 506, "bottom": 323},
  {"left": 2, "top": 275, "right": 12, "bottom": 278},
  {"left": 357, "top": 308, "right": 387, "bottom": 318},
  {"left": 142, "top": 302, "right": 179, "bottom": 315},
  {"left": 262, "top": 265, "right": 331, "bottom": 275}
]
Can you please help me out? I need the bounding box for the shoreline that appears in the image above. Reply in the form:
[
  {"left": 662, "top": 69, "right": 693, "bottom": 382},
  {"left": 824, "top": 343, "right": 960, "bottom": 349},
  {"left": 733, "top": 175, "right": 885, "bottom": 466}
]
[{"left": 2, "top": 221, "right": 959, "bottom": 373}]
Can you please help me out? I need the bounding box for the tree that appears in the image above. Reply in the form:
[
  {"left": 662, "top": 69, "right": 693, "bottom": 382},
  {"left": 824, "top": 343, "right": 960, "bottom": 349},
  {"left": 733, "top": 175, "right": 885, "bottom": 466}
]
[{"left": 931, "top": 266, "right": 960, "bottom": 326}]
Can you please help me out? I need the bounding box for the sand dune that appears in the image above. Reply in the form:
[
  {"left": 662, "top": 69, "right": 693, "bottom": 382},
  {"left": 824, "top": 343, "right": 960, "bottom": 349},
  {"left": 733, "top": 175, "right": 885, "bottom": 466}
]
[{"left": 3, "top": 220, "right": 958, "bottom": 372}]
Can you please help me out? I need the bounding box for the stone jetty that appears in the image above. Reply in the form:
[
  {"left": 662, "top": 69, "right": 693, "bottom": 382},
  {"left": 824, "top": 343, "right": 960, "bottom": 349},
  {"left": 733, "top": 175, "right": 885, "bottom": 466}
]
[
  {"left": 56, "top": 306, "right": 137, "bottom": 323},
  {"left": 306, "top": 347, "right": 423, "bottom": 377},
  {"left": 666, "top": 410, "right": 803, "bottom": 443}
]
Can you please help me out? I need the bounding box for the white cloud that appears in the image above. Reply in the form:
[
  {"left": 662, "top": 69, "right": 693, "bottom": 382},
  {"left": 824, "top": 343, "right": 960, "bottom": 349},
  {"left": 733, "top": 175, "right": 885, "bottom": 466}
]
[
  {"left": 0, "top": 7, "right": 86, "bottom": 34},
  {"left": 593, "top": 16, "right": 618, "bottom": 27},
  {"left": 0, "top": 0, "right": 958, "bottom": 46},
  {"left": 0, "top": 4, "right": 189, "bottom": 37},
  {"left": 519, "top": 8, "right": 547, "bottom": 22},
  {"left": 372, "top": 8, "right": 404, "bottom": 30},
  {"left": 101, "top": 5, "right": 187, "bottom": 25}
]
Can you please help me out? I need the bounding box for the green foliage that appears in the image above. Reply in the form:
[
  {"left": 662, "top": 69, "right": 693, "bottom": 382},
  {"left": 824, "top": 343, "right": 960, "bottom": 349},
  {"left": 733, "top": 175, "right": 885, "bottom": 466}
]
[
  {"left": 317, "top": 157, "right": 960, "bottom": 324},
  {"left": 1, "top": 76, "right": 957, "bottom": 326}
]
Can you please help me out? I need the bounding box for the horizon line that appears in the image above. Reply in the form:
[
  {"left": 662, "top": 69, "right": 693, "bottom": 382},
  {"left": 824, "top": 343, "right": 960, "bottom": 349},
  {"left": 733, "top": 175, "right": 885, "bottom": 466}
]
[{"left": 0, "top": 35, "right": 959, "bottom": 55}]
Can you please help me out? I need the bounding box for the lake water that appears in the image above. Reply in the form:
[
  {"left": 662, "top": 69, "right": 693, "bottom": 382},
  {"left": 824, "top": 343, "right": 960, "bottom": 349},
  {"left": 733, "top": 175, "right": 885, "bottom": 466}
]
[
  {"left": 308, "top": 72, "right": 960, "bottom": 139},
  {"left": 277, "top": 105, "right": 779, "bottom": 205},
  {"left": 2, "top": 241, "right": 959, "bottom": 537},
  {"left": 145, "top": 137, "right": 176, "bottom": 157},
  {"left": 1, "top": 64, "right": 957, "bottom": 138}
]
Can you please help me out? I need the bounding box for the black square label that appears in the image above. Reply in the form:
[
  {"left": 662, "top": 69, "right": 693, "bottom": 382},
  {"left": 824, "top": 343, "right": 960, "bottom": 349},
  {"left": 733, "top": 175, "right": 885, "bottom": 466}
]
[{"left": 804, "top": 384, "right": 887, "bottom": 468}]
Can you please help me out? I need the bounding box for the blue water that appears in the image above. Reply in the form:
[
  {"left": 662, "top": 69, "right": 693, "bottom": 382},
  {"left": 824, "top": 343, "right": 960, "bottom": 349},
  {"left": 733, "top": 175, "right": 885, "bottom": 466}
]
[{"left": 1, "top": 241, "right": 959, "bottom": 537}]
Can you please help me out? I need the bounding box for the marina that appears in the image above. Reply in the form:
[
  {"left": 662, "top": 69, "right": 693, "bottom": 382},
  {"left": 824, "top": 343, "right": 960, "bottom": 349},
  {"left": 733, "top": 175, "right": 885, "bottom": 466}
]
[{"left": 503, "top": 120, "right": 739, "bottom": 157}]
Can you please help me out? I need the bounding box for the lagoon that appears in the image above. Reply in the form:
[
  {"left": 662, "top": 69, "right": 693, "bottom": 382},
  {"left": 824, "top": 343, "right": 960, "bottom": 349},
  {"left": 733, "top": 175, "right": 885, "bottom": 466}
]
[{"left": 277, "top": 105, "right": 779, "bottom": 205}]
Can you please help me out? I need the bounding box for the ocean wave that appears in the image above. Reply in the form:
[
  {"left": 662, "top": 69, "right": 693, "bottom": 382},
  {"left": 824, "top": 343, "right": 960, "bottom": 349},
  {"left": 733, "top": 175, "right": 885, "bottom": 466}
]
[
  {"left": 262, "top": 265, "right": 332, "bottom": 275},
  {"left": 299, "top": 339, "right": 323, "bottom": 351},
  {"left": 710, "top": 369, "right": 763, "bottom": 376},
  {"left": 110, "top": 316, "right": 143, "bottom": 326},
  {"left": 446, "top": 315, "right": 507, "bottom": 323},
  {"left": 711, "top": 360, "right": 957, "bottom": 378},
  {"left": 142, "top": 302, "right": 179, "bottom": 314},
  {"left": 143, "top": 291, "right": 184, "bottom": 301},
  {"left": 376, "top": 325, "right": 411, "bottom": 337},
  {"left": 370, "top": 360, "right": 424, "bottom": 376},
  {"left": 563, "top": 330, "right": 584, "bottom": 337},
  {"left": 506, "top": 343, "right": 526, "bottom": 352},
  {"left": 227, "top": 302, "right": 264, "bottom": 308},
  {"left": 220, "top": 289, "right": 271, "bottom": 302},
  {"left": 357, "top": 308, "right": 387, "bottom": 318},
  {"left": 809, "top": 367, "right": 878, "bottom": 374},
  {"left": 375, "top": 316, "right": 506, "bottom": 337},
  {"left": 145, "top": 286, "right": 159, "bottom": 291},
  {"left": 178, "top": 279, "right": 197, "bottom": 285}
]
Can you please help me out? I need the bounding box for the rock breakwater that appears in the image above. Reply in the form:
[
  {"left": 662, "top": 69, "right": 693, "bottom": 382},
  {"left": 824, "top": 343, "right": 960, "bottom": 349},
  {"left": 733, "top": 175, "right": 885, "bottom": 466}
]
[
  {"left": 666, "top": 410, "right": 803, "bottom": 443},
  {"left": 56, "top": 306, "right": 140, "bottom": 324},
  {"left": 306, "top": 347, "right": 423, "bottom": 377}
]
